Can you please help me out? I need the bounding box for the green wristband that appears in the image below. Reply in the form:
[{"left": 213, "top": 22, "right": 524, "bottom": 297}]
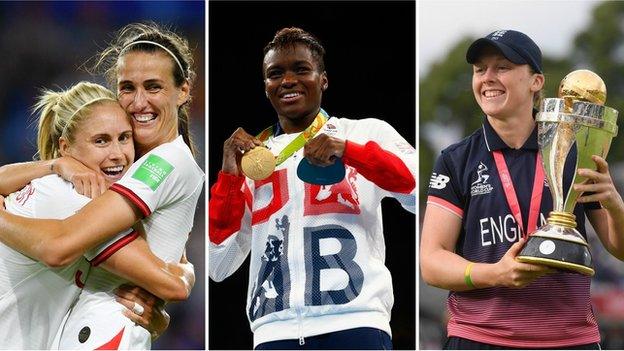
[{"left": 464, "top": 262, "right": 476, "bottom": 289}]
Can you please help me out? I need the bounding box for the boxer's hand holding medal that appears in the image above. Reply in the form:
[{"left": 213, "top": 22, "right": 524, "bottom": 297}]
[
  {"left": 298, "top": 134, "right": 347, "bottom": 185},
  {"left": 225, "top": 110, "right": 346, "bottom": 184},
  {"left": 302, "top": 134, "right": 345, "bottom": 167},
  {"left": 222, "top": 128, "right": 274, "bottom": 180}
]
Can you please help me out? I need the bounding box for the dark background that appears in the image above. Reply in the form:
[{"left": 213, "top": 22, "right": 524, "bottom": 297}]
[
  {"left": 0, "top": 2, "right": 205, "bottom": 349},
  {"left": 208, "top": 1, "right": 416, "bottom": 349}
]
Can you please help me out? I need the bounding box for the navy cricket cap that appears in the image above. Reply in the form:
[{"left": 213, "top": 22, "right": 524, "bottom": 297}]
[{"left": 466, "top": 30, "right": 542, "bottom": 73}]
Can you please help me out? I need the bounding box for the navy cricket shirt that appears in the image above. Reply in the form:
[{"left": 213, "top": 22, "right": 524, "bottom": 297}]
[{"left": 426, "top": 117, "right": 601, "bottom": 347}]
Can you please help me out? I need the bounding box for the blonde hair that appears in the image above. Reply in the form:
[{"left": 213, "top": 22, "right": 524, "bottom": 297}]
[{"left": 35, "top": 81, "right": 117, "bottom": 160}]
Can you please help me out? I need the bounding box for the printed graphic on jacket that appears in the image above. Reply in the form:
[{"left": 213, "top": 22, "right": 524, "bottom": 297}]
[
  {"left": 304, "top": 167, "right": 360, "bottom": 215},
  {"left": 247, "top": 167, "right": 365, "bottom": 321},
  {"left": 249, "top": 215, "right": 291, "bottom": 321}
]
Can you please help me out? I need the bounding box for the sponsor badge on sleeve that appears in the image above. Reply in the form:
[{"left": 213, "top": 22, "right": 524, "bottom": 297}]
[{"left": 132, "top": 154, "right": 174, "bottom": 191}]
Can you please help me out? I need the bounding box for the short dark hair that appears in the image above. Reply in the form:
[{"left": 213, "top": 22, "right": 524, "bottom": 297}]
[{"left": 263, "top": 27, "right": 325, "bottom": 71}]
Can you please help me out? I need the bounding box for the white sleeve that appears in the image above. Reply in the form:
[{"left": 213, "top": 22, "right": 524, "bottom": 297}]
[
  {"left": 3, "top": 184, "right": 40, "bottom": 263},
  {"left": 97, "top": 142, "right": 202, "bottom": 266},
  {"left": 5, "top": 184, "right": 38, "bottom": 218},
  {"left": 110, "top": 143, "right": 198, "bottom": 217},
  {"left": 352, "top": 118, "right": 416, "bottom": 213},
  {"left": 209, "top": 179, "right": 253, "bottom": 282},
  {"left": 4, "top": 177, "right": 138, "bottom": 265},
  {"left": 376, "top": 120, "right": 416, "bottom": 213},
  {"left": 209, "top": 208, "right": 253, "bottom": 282},
  {"left": 83, "top": 228, "right": 138, "bottom": 266},
  {"left": 29, "top": 177, "right": 91, "bottom": 220}
]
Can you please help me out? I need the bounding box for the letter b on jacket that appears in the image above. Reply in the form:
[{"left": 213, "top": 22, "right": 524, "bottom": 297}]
[{"left": 304, "top": 225, "right": 363, "bottom": 305}]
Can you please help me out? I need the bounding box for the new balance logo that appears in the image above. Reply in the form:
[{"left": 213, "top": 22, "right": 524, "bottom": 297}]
[{"left": 430, "top": 173, "right": 450, "bottom": 189}]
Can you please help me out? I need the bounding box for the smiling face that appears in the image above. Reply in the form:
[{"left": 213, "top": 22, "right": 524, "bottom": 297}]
[
  {"left": 263, "top": 43, "right": 328, "bottom": 132},
  {"left": 472, "top": 46, "right": 544, "bottom": 120},
  {"left": 59, "top": 101, "right": 134, "bottom": 186},
  {"left": 116, "top": 50, "right": 189, "bottom": 155}
]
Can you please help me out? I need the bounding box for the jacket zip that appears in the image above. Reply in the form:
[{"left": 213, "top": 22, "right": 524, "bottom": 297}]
[{"left": 292, "top": 154, "right": 305, "bottom": 346}]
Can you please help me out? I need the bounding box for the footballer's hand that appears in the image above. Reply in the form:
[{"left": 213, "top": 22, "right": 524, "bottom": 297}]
[
  {"left": 53, "top": 156, "right": 106, "bottom": 199},
  {"left": 178, "top": 252, "right": 196, "bottom": 290},
  {"left": 494, "top": 238, "right": 554, "bottom": 288},
  {"left": 115, "top": 284, "right": 170, "bottom": 340},
  {"left": 0, "top": 195, "right": 4, "bottom": 210},
  {"left": 303, "top": 134, "right": 346, "bottom": 167},
  {"left": 222, "top": 128, "right": 263, "bottom": 176}
]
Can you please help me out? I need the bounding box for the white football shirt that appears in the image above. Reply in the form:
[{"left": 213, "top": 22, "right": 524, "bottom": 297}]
[
  {"left": 57, "top": 136, "right": 205, "bottom": 349},
  {"left": 0, "top": 175, "right": 91, "bottom": 349}
]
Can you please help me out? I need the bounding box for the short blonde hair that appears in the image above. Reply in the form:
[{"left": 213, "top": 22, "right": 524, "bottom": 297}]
[{"left": 35, "top": 81, "right": 117, "bottom": 160}]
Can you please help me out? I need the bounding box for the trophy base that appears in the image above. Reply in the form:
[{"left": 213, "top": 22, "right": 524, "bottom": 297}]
[{"left": 517, "top": 232, "right": 594, "bottom": 276}]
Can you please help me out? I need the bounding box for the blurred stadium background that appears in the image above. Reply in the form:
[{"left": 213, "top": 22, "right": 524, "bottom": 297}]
[
  {"left": 420, "top": 1, "right": 624, "bottom": 349},
  {"left": 0, "top": 2, "right": 205, "bottom": 349}
]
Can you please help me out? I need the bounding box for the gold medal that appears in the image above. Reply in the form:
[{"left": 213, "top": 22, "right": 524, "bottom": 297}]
[{"left": 241, "top": 147, "right": 276, "bottom": 180}]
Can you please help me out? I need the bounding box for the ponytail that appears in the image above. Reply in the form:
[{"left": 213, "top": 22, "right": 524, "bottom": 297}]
[{"left": 33, "top": 82, "right": 117, "bottom": 160}]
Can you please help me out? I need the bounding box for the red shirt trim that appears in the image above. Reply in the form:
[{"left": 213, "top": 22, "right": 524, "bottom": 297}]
[
  {"left": 88, "top": 230, "right": 140, "bottom": 267},
  {"left": 74, "top": 269, "right": 85, "bottom": 289},
  {"left": 427, "top": 195, "right": 463, "bottom": 218},
  {"left": 110, "top": 183, "right": 151, "bottom": 217}
]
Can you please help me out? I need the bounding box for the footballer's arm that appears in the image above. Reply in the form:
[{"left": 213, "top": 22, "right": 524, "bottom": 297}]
[
  {"left": 0, "top": 157, "right": 105, "bottom": 198},
  {"left": 0, "top": 190, "right": 141, "bottom": 267},
  {"left": 101, "top": 239, "right": 194, "bottom": 302}
]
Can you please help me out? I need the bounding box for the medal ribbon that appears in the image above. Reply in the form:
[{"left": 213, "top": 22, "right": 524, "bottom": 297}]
[
  {"left": 492, "top": 150, "right": 545, "bottom": 237},
  {"left": 256, "top": 109, "right": 329, "bottom": 166}
]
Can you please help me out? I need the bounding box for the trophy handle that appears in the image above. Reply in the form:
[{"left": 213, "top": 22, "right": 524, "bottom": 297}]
[
  {"left": 539, "top": 99, "right": 618, "bottom": 214},
  {"left": 563, "top": 118, "right": 617, "bottom": 213}
]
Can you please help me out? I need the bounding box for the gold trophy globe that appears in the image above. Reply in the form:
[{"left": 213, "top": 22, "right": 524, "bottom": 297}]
[{"left": 516, "top": 70, "right": 618, "bottom": 276}]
